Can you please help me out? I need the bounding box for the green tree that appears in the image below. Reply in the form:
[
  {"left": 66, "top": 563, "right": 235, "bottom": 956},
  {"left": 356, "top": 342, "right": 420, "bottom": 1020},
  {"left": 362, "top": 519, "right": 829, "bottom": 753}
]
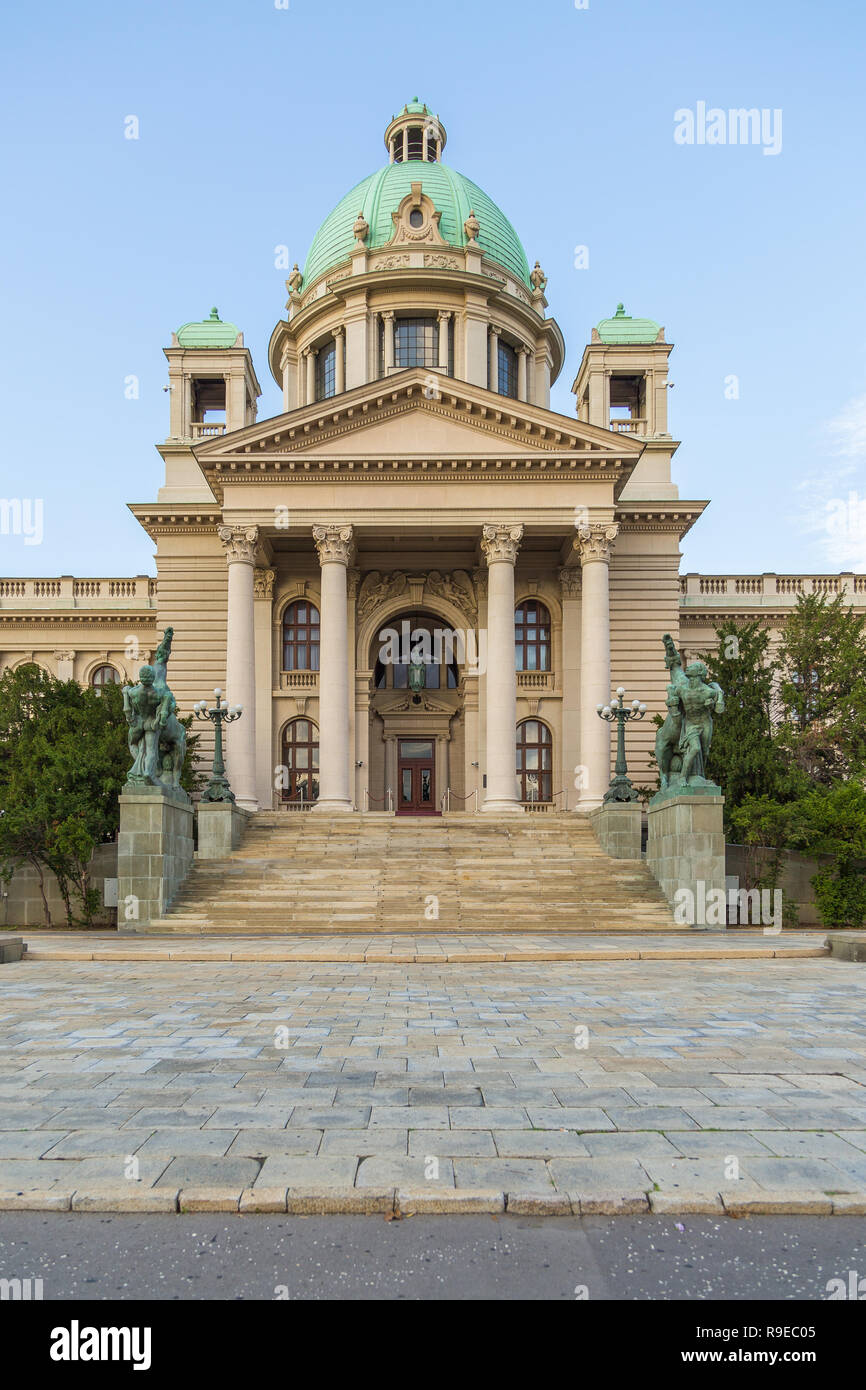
[
  {"left": 700, "top": 620, "right": 794, "bottom": 822},
  {"left": 0, "top": 664, "right": 129, "bottom": 924},
  {"left": 789, "top": 782, "right": 866, "bottom": 929},
  {"left": 776, "top": 591, "right": 866, "bottom": 783},
  {"left": 0, "top": 663, "right": 203, "bottom": 925}
]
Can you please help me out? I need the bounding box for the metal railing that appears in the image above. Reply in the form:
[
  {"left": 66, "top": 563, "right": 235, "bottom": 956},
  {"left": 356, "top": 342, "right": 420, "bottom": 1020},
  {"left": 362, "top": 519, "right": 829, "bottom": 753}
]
[
  {"left": 521, "top": 788, "right": 569, "bottom": 812},
  {"left": 441, "top": 788, "right": 479, "bottom": 813},
  {"left": 363, "top": 788, "right": 394, "bottom": 812}
]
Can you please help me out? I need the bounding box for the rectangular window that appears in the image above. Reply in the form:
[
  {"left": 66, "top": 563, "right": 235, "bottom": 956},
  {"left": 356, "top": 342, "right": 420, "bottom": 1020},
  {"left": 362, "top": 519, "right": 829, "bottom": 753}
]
[
  {"left": 315, "top": 341, "right": 336, "bottom": 400},
  {"left": 395, "top": 317, "right": 438, "bottom": 368},
  {"left": 498, "top": 341, "right": 518, "bottom": 398}
]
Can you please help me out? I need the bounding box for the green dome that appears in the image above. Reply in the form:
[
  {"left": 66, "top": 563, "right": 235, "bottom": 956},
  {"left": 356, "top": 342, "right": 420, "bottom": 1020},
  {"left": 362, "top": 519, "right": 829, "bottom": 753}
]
[
  {"left": 176, "top": 307, "right": 240, "bottom": 348},
  {"left": 596, "top": 303, "right": 661, "bottom": 345},
  {"left": 303, "top": 162, "right": 532, "bottom": 289}
]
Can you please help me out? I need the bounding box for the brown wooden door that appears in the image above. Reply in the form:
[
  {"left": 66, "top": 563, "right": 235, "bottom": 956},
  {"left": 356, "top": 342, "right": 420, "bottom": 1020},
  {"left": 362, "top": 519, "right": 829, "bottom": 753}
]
[{"left": 397, "top": 738, "right": 437, "bottom": 815}]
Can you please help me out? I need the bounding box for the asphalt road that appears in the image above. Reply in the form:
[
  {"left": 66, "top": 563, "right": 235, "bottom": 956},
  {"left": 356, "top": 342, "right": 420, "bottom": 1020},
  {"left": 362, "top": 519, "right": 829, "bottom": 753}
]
[{"left": 1, "top": 1212, "right": 863, "bottom": 1300}]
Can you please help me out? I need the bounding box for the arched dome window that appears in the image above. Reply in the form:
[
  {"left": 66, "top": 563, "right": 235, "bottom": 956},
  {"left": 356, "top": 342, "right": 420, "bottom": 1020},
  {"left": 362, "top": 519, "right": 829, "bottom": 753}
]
[
  {"left": 516, "top": 720, "right": 553, "bottom": 804},
  {"left": 91, "top": 664, "right": 120, "bottom": 689},
  {"left": 282, "top": 601, "right": 320, "bottom": 671},
  {"left": 515, "top": 601, "right": 551, "bottom": 672},
  {"left": 281, "top": 719, "right": 319, "bottom": 804}
]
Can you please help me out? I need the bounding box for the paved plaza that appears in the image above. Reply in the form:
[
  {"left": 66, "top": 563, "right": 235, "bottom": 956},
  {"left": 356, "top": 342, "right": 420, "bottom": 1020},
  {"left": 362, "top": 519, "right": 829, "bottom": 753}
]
[{"left": 1, "top": 939, "right": 866, "bottom": 1216}]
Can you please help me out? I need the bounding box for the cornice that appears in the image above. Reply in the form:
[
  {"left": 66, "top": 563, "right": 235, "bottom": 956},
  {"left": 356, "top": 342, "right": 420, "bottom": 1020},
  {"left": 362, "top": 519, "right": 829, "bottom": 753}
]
[
  {"left": 0, "top": 613, "right": 157, "bottom": 630},
  {"left": 615, "top": 502, "right": 708, "bottom": 539},
  {"left": 128, "top": 506, "right": 222, "bottom": 541}
]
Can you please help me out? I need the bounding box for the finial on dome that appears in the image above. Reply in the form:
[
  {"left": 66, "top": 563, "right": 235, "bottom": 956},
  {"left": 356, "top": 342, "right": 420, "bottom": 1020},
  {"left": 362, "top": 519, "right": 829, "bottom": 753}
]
[
  {"left": 464, "top": 209, "right": 480, "bottom": 245},
  {"left": 209, "top": 307, "right": 220, "bottom": 320},
  {"left": 353, "top": 211, "right": 369, "bottom": 247},
  {"left": 530, "top": 261, "right": 548, "bottom": 294}
]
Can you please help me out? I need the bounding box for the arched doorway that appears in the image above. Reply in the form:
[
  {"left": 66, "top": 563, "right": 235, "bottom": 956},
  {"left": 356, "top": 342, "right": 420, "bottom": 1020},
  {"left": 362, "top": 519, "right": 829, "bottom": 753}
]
[
  {"left": 280, "top": 718, "right": 320, "bottom": 806},
  {"left": 366, "top": 608, "right": 466, "bottom": 815},
  {"left": 516, "top": 719, "right": 553, "bottom": 805}
]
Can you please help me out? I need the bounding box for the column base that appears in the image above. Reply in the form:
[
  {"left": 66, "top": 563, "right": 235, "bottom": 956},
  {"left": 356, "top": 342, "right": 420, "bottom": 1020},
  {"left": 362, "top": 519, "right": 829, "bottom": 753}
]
[
  {"left": 312, "top": 799, "right": 355, "bottom": 814},
  {"left": 235, "top": 797, "right": 259, "bottom": 813},
  {"left": 481, "top": 799, "right": 525, "bottom": 815}
]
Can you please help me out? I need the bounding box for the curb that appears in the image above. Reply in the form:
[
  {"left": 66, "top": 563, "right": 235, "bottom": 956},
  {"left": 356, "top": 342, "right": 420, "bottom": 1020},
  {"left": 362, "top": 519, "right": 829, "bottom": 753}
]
[{"left": 2, "top": 1187, "right": 862, "bottom": 1216}]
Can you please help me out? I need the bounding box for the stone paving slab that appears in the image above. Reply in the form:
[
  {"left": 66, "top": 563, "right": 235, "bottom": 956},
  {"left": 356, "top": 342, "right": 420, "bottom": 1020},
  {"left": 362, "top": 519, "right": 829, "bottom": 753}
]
[{"left": 0, "top": 954, "right": 866, "bottom": 1215}]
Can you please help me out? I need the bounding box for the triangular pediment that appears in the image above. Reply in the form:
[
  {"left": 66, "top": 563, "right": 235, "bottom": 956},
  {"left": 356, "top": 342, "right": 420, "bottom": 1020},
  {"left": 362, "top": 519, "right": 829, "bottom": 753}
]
[{"left": 192, "top": 368, "right": 643, "bottom": 501}]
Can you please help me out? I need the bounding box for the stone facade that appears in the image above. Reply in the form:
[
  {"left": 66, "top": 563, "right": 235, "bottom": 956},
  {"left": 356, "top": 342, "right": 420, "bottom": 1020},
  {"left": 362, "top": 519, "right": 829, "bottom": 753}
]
[{"left": 1, "top": 104, "right": 864, "bottom": 817}]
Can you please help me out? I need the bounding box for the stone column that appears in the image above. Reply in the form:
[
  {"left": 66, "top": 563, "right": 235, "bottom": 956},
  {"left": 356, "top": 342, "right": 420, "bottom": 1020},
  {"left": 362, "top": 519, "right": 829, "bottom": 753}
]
[
  {"left": 558, "top": 567, "right": 582, "bottom": 807},
  {"left": 312, "top": 524, "right": 354, "bottom": 813},
  {"left": 517, "top": 347, "right": 529, "bottom": 403},
  {"left": 437, "top": 312, "right": 451, "bottom": 372},
  {"left": 575, "top": 523, "right": 618, "bottom": 810},
  {"left": 382, "top": 312, "right": 395, "bottom": 372},
  {"left": 253, "top": 566, "right": 275, "bottom": 810},
  {"left": 333, "top": 325, "right": 345, "bottom": 395},
  {"left": 305, "top": 347, "right": 317, "bottom": 405},
  {"left": 488, "top": 326, "right": 500, "bottom": 392},
  {"left": 481, "top": 524, "right": 524, "bottom": 814},
  {"left": 218, "top": 525, "right": 259, "bottom": 811}
]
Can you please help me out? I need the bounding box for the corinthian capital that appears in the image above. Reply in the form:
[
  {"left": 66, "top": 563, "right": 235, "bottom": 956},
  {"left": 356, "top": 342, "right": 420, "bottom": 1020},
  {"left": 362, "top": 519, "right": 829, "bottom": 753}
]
[
  {"left": 575, "top": 522, "right": 619, "bottom": 565},
  {"left": 218, "top": 525, "right": 259, "bottom": 565},
  {"left": 481, "top": 523, "right": 523, "bottom": 566},
  {"left": 313, "top": 524, "right": 354, "bottom": 566}
]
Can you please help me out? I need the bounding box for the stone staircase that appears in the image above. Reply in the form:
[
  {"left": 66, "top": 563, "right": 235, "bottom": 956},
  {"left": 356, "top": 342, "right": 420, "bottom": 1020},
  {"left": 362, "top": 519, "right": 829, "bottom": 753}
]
[{"left": 146, "top": 813, "right": 675, "bottom": 934}]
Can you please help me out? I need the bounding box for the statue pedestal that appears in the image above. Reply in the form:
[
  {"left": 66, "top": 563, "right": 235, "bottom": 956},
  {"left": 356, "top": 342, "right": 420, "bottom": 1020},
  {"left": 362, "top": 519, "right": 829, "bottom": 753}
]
[
  {"left": 117, "top": 785, "right": 193, "bottom": 931},
  {"left": 589, "top": 802, "right": 642, "bottom": 860},
  {"left": 197, "top": 801, "right": 252, "bottom": 859},
  {"left": 647, "top": 787, "right": 726, "bottom": 928}
]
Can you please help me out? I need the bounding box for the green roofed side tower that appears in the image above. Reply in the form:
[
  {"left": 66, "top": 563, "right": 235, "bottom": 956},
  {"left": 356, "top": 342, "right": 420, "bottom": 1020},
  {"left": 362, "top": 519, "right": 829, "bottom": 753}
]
[
  {"left": 572, "top": 304, "right": 679, "bottom": 501},
  {"left": 268, "top": 103, "right": 563, "bottom": 409},
  {"left": 163, "top": 309, "right": 261, "bottom": 447}
]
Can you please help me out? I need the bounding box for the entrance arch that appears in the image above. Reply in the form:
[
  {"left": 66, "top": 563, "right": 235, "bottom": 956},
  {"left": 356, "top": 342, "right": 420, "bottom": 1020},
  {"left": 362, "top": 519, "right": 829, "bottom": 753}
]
[{"left": 360, "top": 600, "right": 472, "bottom": 815}]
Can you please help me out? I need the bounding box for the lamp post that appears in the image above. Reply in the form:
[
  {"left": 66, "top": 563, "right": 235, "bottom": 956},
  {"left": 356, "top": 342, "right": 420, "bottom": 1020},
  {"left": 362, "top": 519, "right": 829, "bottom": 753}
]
[
  {"left": 193, "top": 688, "right": 243, "bottom": 803},
  {"left": 597, "top": 685, "right": 646, "bottom": 803}
]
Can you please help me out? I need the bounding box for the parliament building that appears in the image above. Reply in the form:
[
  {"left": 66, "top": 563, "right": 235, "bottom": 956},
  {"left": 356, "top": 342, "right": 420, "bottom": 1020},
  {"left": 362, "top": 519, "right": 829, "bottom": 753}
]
[{"left": 2, "top": 102, "right": 864, "bottom": 817}]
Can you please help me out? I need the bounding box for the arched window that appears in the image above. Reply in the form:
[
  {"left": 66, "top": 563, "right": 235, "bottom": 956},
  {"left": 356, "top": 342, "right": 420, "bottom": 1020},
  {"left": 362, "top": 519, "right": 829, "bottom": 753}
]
[
  {"left": 282, "top": 601, "right": 320, "bottom": 671},
  {"left": 91, "top": 665, "right": 120, "bottom": 688},
  {"left": 515, "top": 601, "right": 551, "bottom": 671},
  {"left": 516, "top": 720, "right": 552, "bottom": 804},
  {"left": 497, "top": 341, "right": 518, "bottom": 398},
  {"left": 315, "top": 340, "right": 337, "bottom": 401},
  {"left": 373, "top": 612, "right": 460, "bottom": 690},
  {"left": 281, "top": 719, "right": 319, "bottom": 803}
]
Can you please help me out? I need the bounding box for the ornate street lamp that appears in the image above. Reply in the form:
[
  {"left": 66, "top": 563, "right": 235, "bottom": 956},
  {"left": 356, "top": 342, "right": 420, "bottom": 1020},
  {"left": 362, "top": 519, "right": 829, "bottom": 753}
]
[
  {"left": 193, "top": 688, "right": 243, "bottom": 803},
  {"left": 597, "top": 686, "right": 646, "bottom": 803}
]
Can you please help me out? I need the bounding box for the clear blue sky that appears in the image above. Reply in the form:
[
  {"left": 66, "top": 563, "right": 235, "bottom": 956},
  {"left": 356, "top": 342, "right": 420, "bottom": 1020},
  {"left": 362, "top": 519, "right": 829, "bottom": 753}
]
[{"left": 1, "top": 0, "right": 864, "bottom": 576}]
